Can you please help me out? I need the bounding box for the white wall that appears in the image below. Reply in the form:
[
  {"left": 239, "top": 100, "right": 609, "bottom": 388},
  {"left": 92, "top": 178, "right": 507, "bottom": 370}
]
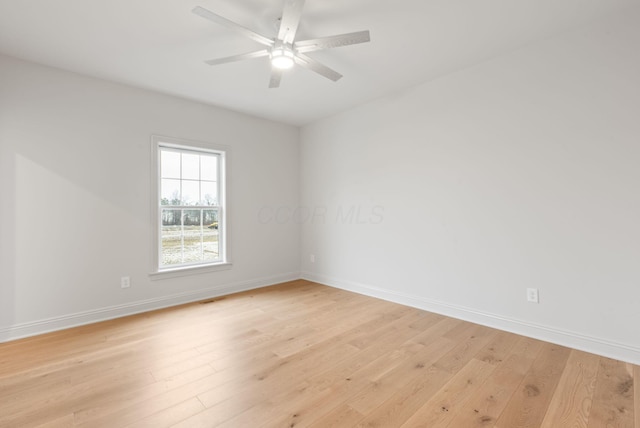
[
  {"left": 0, "top": 55, "right": 300, "bottom": 340},
  {"left": 300, "top": 10, "right": 640, "bottom": 364}
]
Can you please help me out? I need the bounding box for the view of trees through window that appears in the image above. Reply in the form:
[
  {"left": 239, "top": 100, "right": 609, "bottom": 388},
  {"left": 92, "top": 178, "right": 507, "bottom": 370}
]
[{"left": 159, "top": 147, "right": 221, "bottom": 267}]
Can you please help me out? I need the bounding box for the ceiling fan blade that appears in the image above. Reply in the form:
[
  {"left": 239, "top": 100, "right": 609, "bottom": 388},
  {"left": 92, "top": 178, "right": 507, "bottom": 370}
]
[
  {"left": 277, "top": 0, "right": 306, "bottom": 44},
  {"left": 294, "top": 53, "right": 342, "bottom": 82},
  {"left": 295, "top": 30, "right": 370, "bottom": 53},
  {"left": 204, "top": 49, "right": 270, "bottom": 66},
  {"left": 269, "top": 67, "right": 283, "bottom": 88},
  {"left": 192, "top": 6, "right": 273, "bottom": 47}
]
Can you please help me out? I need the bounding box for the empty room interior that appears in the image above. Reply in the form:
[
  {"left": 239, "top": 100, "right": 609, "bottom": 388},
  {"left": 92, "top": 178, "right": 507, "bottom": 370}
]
[{"left": 1, "top": 0, "right": 639, "bottom": 426}]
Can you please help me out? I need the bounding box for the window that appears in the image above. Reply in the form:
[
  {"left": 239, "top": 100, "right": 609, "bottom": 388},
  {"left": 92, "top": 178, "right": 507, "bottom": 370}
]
[{"left": 152, "top": 136, "right": 229, "bottom": 274}]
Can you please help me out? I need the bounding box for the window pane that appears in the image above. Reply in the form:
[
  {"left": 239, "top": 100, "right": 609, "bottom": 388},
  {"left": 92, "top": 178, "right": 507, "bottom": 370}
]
[
  {"left": 161, "top": 209, "right": 182, "bottom": 266},
  {"left": 201, "top": 181, "right": 218, "bottom": 206},
  {"left": 161, "top": 179, "right": 181, "bottom": 205},
  {"left": 161, "top": 208, "right": 181, "bottom": 227},
  {"left": 181, "top": 180, "right": 199, "bottom": 205},
  {"left": 182, "top": 153, "right": 200, "bottom": 180},
  {"left": 183, "top": 210, "right": 202, "bottom": 263},
  {"left": 161, "top": 151, "right": 181, "bottom": 179},
  {"left": 203, "top": 229, "right": 219, "bottom": 261},
  {"left": 203, "top": 209, "right": 219, "bottom": 261},
  {"left": 182, "top": 209, "right": 201, "bottom": 227},
  {"left": 200, "top": 155, "right": 218, "bottom": 181},
  {"left": 203, "top": 209, "right": 218, "bottom": 229}
]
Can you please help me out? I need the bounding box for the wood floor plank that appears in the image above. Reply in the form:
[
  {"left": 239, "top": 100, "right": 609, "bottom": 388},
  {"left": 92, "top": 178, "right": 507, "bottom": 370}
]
[
  {"left": 351, "top": 365, "right": 453, "bottom": 428},
  {"left": 432, "top": 323, "right": 498, "bottom": 374},
  {"left": 306, "top": 404, "right": 365, "bottom": 428},
  {"left": 586, "top": 357, "right": 635, "bottom": 428},
  {"left": 494, "top": 342, "right": 572, "bottom": 428},
  {"left": 33, "top": 414, "right": 75, "bottom": 428},
  {"left": 347, "top": 337, "right": 457, "bottom": 416},
  {"left": 73, "top": 363, "right": 215, "bottom": 427},
  {"left": 446, "top": 336, "right": 544, "bottom": 427},
  {"left": 1, "top": 369, "right": 157, "bottom": 427},
  {"left": 398, "top": 358, "right": 496, "bottom": 427},
  {"left": 305, "top": 309, "right": 438, "bottom": 391},
  {"left": 122, "top": 397, "right": 206, "bottom": 428},
  {"left": 0, "top": 280, "right": 637, "bottom": 428},
  {"left": 345, "top": 344, "right": 460, "bottom": 427},
  {"left": 540, "top": 350, "right": 600, "bottom": 428},
  {"left": 475, "top": 330, "right": 521, "bottom": 366}
]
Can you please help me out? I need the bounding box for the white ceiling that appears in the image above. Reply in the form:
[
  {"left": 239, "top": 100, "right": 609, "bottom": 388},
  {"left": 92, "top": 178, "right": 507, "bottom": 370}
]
[{"left": 0, "top": 0, "right": 637, "bottom": 126}]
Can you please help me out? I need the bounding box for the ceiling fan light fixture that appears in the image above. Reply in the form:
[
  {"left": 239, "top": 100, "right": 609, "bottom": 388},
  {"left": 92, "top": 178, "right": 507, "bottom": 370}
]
[
  {"left": 271, "top": 47, "right": 295, "bottom": 69},
  {"left": 193, "top": 2, "right": 371, "bottom": 88}
]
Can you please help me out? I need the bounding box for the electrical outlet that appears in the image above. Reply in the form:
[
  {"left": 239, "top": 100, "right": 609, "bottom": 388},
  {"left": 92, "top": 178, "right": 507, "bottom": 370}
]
[
  {"left": 310, "top": 254, "right": 315, "bottom": 263},
  {"left": 526, "top": 288, "right": 539, "bottom": 303},
  {"left": 121, "top": 276, "right": 131, "bottom": 289}
]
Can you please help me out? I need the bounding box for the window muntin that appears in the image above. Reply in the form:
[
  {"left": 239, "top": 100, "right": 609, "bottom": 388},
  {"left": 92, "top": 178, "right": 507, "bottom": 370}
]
[{"left": 157, "top": 143, "right": 225, "bottom": 270}]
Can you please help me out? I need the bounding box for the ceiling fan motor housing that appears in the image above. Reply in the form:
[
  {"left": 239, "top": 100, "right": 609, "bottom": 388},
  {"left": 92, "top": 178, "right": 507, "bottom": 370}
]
[{"left": 271, "top": 42, "right": 296, "bottom": 69}]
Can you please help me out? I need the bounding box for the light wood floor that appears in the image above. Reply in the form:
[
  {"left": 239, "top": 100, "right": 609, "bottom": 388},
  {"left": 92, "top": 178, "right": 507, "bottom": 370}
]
[{"left": 0, "top": 280, "right": 637, "bottom": 427}]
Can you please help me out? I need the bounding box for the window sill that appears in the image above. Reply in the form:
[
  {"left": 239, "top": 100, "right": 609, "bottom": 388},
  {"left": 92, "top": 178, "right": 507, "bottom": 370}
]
[{"left": 149, "top": 262, "right": 232, "bottom": 280}]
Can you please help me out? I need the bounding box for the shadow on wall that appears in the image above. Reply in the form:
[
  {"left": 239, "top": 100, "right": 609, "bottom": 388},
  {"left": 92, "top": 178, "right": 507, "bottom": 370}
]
[{"left": 0, "top": 54, "right": 152, "bottom": 219}]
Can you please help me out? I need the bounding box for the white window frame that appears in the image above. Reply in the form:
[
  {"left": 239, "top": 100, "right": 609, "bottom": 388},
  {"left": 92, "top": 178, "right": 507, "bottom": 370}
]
[{"left": 149, "top": 135, "right": 231, "bottom": 279}]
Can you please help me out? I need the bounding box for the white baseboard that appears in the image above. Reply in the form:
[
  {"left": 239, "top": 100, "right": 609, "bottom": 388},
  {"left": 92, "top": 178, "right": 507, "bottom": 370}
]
[
  {"left": 301, "top": 271, "right": 640, "bottom": 365},
  {"left": 0, "top": 271, "right": 300, "bottom": 343}
]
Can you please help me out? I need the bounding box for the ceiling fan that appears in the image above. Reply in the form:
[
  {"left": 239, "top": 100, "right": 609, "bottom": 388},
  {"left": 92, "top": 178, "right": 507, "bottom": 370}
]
[{"left": 192, "top": 0, "right": 371, "bottom": 88}]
